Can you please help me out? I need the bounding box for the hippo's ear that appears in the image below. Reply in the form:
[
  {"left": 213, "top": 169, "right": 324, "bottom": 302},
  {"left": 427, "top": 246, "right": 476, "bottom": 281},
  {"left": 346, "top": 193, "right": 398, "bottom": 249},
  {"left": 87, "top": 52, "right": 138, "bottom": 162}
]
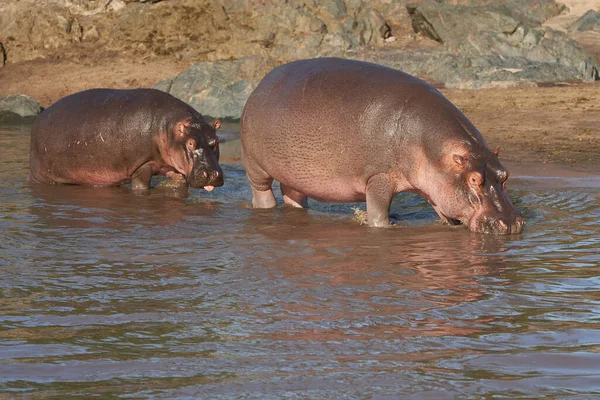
[
  {"left": 212, "top": 120, "right": 221, "bottom": 130},
  {"left": 493, "top": 145, "right": 500, "bottom": 157}
]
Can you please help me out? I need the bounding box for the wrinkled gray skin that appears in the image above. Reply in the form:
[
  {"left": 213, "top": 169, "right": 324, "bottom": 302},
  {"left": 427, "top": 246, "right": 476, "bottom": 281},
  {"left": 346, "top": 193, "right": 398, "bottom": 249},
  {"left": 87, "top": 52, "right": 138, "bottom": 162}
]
[
  {"left": 29, "top": 88, "right": 223, "bottom": 191},
  {"left": 240, "top": 58, "right": 523, "bottom": 234}
]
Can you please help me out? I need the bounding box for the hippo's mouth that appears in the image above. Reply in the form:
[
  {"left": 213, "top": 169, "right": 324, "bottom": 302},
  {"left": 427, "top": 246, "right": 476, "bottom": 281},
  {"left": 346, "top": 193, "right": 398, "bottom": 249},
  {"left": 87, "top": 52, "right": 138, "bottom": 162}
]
[
  {"left": 187, "top": 170, "right": 224, "bottom": 190},
  {"left": 438, "top": 208, "right": 524, "bottom": 234},
  {"left": 447, "top": 217, "right": 463, "bottom": 226},
  {"left": 440, "top": 213, "right": 463, "bottom": 226},
  {"left": 182, "top": 174, "right": 214, "bottom": 190}
]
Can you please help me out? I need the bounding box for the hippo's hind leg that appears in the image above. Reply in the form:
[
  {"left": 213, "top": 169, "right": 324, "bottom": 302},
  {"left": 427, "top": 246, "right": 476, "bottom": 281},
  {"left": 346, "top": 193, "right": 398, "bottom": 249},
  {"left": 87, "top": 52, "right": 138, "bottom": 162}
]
[
  {"left": 280, "top": 184, "right": 308, "bottom": 208},
  {"left": 244, "top": 159, "right": 276, "bottom": 208},
  {"left": 131, "top": 162, "right": 154, "bottom": 191},
  {"left": 366, "top": 173, "right": 395, "bottom": 227},
  {"left": 248, "top": 175, "right": 276, "bottom": 208}
]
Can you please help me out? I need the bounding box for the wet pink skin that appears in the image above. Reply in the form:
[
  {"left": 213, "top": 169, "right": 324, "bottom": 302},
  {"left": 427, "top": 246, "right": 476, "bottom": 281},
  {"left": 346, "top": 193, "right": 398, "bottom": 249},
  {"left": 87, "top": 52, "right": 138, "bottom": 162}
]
[
  {"left": 240, "top": 58, "right": 523, "bottom": 234},
  {"left": 29, "top": 88, "right": 223, "bottom": 191}
]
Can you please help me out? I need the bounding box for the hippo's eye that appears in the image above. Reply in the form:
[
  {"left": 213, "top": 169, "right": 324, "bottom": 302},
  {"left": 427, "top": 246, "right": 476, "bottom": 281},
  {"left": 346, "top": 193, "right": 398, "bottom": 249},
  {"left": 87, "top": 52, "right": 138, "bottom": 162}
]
[
  {"left": 468, "top": 171, "right": 484, "bottom": 188},
  {"left": 499, "top": 171, "right": 509, "bottom": 191},
  {"left": 186, "top": 139, "right": 197, "bottom": 151}
]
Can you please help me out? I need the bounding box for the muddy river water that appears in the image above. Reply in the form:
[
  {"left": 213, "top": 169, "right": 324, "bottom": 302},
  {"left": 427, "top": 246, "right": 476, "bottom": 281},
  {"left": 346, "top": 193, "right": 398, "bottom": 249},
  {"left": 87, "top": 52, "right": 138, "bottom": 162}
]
[{"left": 2, "top": 123, "right": 600, "bottom": 398}]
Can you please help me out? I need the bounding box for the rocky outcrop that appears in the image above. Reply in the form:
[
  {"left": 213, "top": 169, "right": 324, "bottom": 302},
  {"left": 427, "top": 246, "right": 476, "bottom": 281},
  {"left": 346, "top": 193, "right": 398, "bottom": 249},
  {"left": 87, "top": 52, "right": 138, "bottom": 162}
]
[
  {"left": 0, "top": 42, "right": 6, "bottom": 66},
  {"left": 0, "top": 94, "right": 42, "bottom": 122},
  {"left": 0, "top": 2, "right": 84, "bottom": 63},
  {"left": 407, "top": 0, "right": 569, "bottom": 45},
  {"left": 154, "top": 0, "right": 599, "bottom": 121},
  {"left": 432, "top": 0, "right": 567, "bottom": 27},
  {"left": 569, "top": 10, "right": 600, "bottom": 32},
  {"left": 0, "top": 0, "right": 390, "bottom": 64},
  {"left": 1, "top": 0, "right": 599, "bottom": 119},
  {"left": 154, "top": 56, "right": 273, "bottom": 119},
  {"left": 401, "top": 1, "right": 598, "bottom": 87},
  {"left": 407, "top": 3, "right": 522, "bottom": 44}
]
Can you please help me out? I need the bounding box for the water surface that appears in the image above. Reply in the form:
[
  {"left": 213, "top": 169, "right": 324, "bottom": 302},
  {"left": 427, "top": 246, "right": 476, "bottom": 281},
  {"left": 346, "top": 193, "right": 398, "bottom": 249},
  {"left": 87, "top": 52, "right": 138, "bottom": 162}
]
[{"left": 1, "top": 124, "right": 600, "bottom": 398}]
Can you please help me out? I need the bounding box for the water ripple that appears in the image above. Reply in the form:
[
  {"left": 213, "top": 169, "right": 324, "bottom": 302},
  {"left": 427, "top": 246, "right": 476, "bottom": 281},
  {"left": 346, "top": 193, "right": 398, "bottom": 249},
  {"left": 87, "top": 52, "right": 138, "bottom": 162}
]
[{"left": 2, "top": 127, "right": 600, "bottom": 397}]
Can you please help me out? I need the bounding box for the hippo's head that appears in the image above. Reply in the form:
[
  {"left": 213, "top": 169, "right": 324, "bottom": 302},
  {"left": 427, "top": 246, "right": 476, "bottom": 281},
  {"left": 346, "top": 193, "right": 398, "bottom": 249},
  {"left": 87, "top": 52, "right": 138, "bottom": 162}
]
[
  {"left": 169, "top": 119, "right": 224, "bottom": 190},
  {"left": 420, "top": 146, "right": 523, "bottom": 235}
]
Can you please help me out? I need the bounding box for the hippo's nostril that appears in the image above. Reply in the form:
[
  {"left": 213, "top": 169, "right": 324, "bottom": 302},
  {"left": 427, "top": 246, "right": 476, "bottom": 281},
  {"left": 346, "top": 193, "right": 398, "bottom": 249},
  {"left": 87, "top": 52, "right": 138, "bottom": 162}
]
[
  {"left": 202, "top": 171, "right": 208, "bottom": 178},
  {"left": 215, "top": 171, "right": 220, "bottom": 177}
]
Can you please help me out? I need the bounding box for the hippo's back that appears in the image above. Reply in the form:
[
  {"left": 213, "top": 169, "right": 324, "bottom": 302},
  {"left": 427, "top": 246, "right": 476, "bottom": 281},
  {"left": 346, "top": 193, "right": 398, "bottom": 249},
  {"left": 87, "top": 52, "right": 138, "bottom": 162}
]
[
  {"left": 31, "top": 88, "right": 195, "bottom": 145},
  {"left": 241, "top": 58, "right": 427, "bottom": 134}
]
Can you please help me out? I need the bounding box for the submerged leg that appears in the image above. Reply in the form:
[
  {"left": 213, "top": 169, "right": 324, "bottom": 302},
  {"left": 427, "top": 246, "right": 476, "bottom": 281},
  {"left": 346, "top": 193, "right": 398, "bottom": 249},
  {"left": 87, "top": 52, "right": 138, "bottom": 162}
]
[
  {"left": 131, "top": 162, "right": 154, "bottom": 191},
  {"left": 250, "top": 181, "right": 277, "bottom": 208},
  {"left": 246, "top": 170, "right": 276, "bottom": 208},
  {"left": 281, "top": 184, "right": 308, "bottom": 208},
  {"left": 366, "top": 173, "right": 396, "bottom": 227},
  {"left": 244, "top": 150, "right": 277, "bottom": 208},
  {"left": 156, "top": 171, "right": 188, "bottom": 191}
]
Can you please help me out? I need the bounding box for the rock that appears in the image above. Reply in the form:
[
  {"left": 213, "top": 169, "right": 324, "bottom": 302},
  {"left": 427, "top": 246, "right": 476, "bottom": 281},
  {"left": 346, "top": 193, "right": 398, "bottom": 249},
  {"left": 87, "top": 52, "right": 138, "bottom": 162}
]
[
  {"left": 0, "top": 0, "right": 389, "bottom": 65},
  {"left": 0, "top": 42, "right": 6, "bottom": 66},
  {"left": 407, "top": 2, "right": 521, "bottom": 44},
  {"left": 2, "top": 0, "right": 597, "bottom": 92},
  {"left": 153, "top": 56, "right": 273, "bottom": 120},
  {"left": 407, "top": 0, "right": 568, "bottom": 45},
  {"left": 254, "top": 6, "right": 328, "bottom": 61},
  {"left": 436, "top": 0, "right": 567, "bottom": 27},
  {"left": 569, "top": 9, "right": 600, "bottom": 33},
  {"left": 495, "top": 0, "right": 566, "bottom": 27},
  {"left": 63, "top": 0, "right": 105, "bottom": 12},
  {"left": 108, "top": 0, "right": 127, "bottom": 12},
  {"left": 404, "top": 1, "right": 599, "bottom": 84},
  {"left": 250, "top": 1, "right": 389, "bottom": 62},
  {"left": 0, "top": 2, "right": 85, "bottom": 63},
  {"left": 319, "top": 33, "right": 354, "bottom": 56},
  {"left": 357, "top": 34, "right": 599, "bottom": 89},
  {"left": 352, "top": 3, "right": 391, "bottom": 46},
  {"left": 83, "top": 26, "right": 100, "bottom": 42},
  {"left": 0, "top": 94, "right": 42, "bottom": 122}
]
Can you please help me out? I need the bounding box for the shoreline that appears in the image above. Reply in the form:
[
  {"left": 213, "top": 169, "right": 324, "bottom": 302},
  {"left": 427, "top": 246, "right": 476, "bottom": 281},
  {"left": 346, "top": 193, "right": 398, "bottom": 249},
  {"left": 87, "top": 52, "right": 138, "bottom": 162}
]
[
  {"left": 3, "top": 115, "right": 600, "bottom": 185},
  {"left": 4, "top": 63, "right": 599, "bottom": 173}
]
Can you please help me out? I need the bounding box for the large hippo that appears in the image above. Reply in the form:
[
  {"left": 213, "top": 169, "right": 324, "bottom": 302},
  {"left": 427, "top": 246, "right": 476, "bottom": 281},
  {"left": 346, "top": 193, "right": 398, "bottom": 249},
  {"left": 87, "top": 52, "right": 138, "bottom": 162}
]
[
  {"left": 29, "top": 88, "right": 223, "bottom": 191},
  {"left": 240, "top": 58, "right": 523, "bottom": 234}
]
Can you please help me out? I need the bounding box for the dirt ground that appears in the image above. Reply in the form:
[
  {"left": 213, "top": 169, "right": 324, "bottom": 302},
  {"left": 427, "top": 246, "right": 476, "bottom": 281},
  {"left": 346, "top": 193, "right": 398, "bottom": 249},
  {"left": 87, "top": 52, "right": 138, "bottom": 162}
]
[
  {"left": 0, "top": 55, "right": 189, "bottom": 107},
  {"left": 1, "top": 53, "right": 599, "bottom": 176},
  {"left": 444, "top": 83, "right": 600, "bottom": 175}
]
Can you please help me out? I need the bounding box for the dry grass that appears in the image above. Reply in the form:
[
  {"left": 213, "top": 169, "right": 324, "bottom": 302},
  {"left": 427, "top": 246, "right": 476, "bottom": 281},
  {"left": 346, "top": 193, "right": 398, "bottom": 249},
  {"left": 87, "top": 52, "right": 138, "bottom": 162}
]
[{"left": 352, "top": 207, "right": 368, "bottom": 225}]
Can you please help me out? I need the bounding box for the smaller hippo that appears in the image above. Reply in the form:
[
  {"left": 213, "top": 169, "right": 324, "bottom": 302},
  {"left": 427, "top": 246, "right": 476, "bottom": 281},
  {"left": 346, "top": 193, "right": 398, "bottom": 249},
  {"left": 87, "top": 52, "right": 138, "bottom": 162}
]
[
  {"left": 240, "top": 58, "right": 523, "bottom": 234},
  {"left": 29, "top": 88, "right": 223, "bottom": 191}
]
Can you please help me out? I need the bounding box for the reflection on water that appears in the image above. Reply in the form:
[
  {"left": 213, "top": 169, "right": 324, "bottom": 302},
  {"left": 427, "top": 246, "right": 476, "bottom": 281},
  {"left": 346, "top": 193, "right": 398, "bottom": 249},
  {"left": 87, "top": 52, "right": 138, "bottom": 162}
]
[{"left": 1, "top": 125, "right": 600, "bottom": 398}]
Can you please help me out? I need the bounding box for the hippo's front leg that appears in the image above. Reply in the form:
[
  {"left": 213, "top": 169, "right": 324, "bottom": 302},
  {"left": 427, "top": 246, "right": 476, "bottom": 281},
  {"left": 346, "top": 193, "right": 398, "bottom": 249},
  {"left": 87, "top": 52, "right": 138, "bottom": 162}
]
[
  {"left": 155, "top": 170, "right": 189, "bottom": 193},
  {"left": 366, "top": 174, "right": 395, "bottom": 227},
  {"left": 131, "top": 162, "right": 154, "bottom": 190}
]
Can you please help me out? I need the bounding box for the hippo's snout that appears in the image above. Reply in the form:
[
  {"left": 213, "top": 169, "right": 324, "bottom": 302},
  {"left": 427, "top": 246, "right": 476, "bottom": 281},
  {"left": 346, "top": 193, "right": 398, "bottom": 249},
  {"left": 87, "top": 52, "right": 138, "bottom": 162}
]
[
  {"left": 473, "top": 214, "right": 524, "bottom": 235},
  {"left": 188, "top": 168, "right": 224, "bottom": 190}
]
